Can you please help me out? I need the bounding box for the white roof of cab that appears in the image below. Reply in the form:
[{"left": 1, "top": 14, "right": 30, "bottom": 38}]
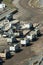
[{"left": 0, "top": 3, "right": 5, "bottom": 8}]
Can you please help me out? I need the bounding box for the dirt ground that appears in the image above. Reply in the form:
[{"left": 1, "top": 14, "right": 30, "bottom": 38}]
[
  {"left": 3, "top": 0, "right": 43, "bottom": 65},
  {"left": 3, "top": 24, "right": 43, "bottom": 65}
]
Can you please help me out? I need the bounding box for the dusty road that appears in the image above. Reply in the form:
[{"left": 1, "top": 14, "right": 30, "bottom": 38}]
[
  {"left": 13, "top": 0, "right": 43, "bottom": 23},
  {"left": 13, "top": 0, "right": 32, "bottom": 21}
]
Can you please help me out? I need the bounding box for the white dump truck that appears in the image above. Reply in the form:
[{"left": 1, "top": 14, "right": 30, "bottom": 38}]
[
  {"left": 0, "top": 3, "right": 5, "bottom": 11},
  {"left": 34, "top": 27, "right": 41, "bottom": 36},
  {"left": 26, "top": 31, "right": 37, "bottom": 41},
  {"left": 21, "top": 23, "right": 33, "bottom": 29},
  {"left": 0, "top": 50, "right": 11, "bottom": 59},
  {"left": 14, "top": 32, "right": 20, "bottom": 37},
  {"left": 9, "top": 43, "right": 20, "bottom": 52},
  {"left": 20, "top": 38, "right": 30, "bottom": 46},
  {"left": 7, "top": 36, "right": 17, "bottom": 43}
]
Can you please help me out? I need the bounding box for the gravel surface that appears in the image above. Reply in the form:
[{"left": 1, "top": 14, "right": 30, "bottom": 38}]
[{"left": 13, "top": 0, "right": 32, "bottom": 21}]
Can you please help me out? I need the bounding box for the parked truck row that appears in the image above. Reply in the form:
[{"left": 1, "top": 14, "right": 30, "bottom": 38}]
[{"left": 0, "top": 14, "right": 41, "bottom": 62}]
